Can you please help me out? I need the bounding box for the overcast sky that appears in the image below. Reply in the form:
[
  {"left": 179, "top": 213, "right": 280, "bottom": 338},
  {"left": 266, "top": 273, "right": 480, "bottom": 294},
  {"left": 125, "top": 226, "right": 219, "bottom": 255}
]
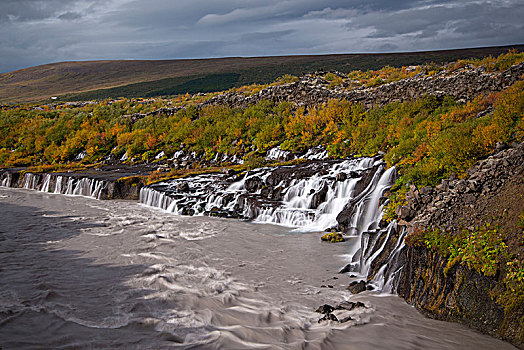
[{"left": 1, "top": 0, "right": 523, "bottom": 73}]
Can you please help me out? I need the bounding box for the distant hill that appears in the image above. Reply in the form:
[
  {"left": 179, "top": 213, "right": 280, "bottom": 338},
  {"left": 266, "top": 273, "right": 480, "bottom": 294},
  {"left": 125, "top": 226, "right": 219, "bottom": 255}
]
[{"left": 1, "top": 45, "right": 522, "bottom": 103}]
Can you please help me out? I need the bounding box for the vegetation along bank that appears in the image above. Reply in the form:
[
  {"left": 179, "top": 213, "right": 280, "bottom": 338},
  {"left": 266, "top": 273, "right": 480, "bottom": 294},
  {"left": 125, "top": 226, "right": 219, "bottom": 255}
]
[{"left": 1, "top": 50, "right": 523, "bottom": 347}]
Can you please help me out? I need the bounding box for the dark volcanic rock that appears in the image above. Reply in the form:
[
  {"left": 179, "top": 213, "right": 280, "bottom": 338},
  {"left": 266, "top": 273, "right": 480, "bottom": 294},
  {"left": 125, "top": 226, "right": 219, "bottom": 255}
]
[
  {"left": 315, "top": 304, "right": 335, "bottom": 315},
  {"left": 408, "top": 142, "right": 524, "bottom": 236},
  {"left": 176, "top": 182, "right": 190, "bottom": 192},
  {"left": 203, "top": 62, "right": 524, "bottom": 109},
  {"left": 347, "top": 280, "right": 367, "bottom": 294},
  {"left": 310, "top": 183, "right": 329, "bottom": 209},
  {"left": 397, "top": 247, "right": 505, "bottom": 337},
  {"left": 315, "top": 301, "right": 367, "bottom": 323},
  {"left": 335, "top": 172, "right": 347, "bottom": 182},
  {"left": 338, "top": 263, "right": 355, "bottom": 274},
  {"left": 244, "top": 176, "right": 262, "bottom": 192},
  {"left": 393, "top": 142, "right": 524, "bottom": 348},
  {"left": 336, "top": 301, "right": 367, "bottom": 311}
]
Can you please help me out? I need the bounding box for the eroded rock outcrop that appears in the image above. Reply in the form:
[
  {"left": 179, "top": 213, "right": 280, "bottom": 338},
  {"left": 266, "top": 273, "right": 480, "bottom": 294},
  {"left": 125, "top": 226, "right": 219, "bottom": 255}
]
[
  {"left": 393, "top": 142, "right": 524, "bottom": 348},
  {"left": 397, "top": 142, "right": 524, "bottom": 236},
  {"left": 204, "top": 63, "right": 524, "bottom": 109},
  {"left": 0, "top": 166, "right": 149, "bottom": 200}
]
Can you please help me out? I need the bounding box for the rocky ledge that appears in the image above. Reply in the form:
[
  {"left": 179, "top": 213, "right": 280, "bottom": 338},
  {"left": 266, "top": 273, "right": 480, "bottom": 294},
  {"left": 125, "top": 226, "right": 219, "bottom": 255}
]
[
  {"left": 204, "top": 62, "right": 524, "bottom": 109},
  {"left": 0, "top": 164, "right": 153, "bottom": 200},
  {"left": 393, "top": 142, "right": 524, "bottom": 348}
]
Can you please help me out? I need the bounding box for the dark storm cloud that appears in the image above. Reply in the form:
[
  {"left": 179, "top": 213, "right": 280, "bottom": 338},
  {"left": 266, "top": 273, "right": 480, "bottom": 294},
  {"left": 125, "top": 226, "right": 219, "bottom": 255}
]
[{"left": 0, "top": 0, "right": 523, "bottom": 73}]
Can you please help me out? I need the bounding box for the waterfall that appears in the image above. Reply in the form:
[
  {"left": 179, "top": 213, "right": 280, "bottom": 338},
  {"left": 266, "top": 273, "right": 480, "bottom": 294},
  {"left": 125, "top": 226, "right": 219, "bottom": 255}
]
[
  {"left": 140, "top": 158, "right": 387, "bottom": 227},
  {"left": 266, "top": 146, "right": 292, "bottom": 161},
  {"left": 139, "top": 187, "right": 175, "bottom": 211},
  {"left": 54, "top": 176, "right": 64, "bottom": 193},
  {"left": 139, "top": 157, "right": 405, "bottom": 290},
  {"left": 22, "top": 173, "right": 39, "bottom": 190},
  {"left": 65, "top": 177, "right": 75, "bottom": 194},
  {"left": 68, "top": 177, "right": 108, "bottom": 199},
  {"left": 41, "top": 174, "right": 52, "bottom": 192},
  {"left": 10, "top": 172, "right": 109, "bottom": 200},
  {"left": 370, "top": 227, "right": 408, "bottom": 293},
  {"left": 1, "top": 156, "right": 405, "bottom": 292},
  {"left": 139, "top": 158, "right": 393, "bottom": 230},
  {"left": 1, "top": 173, "right": 12, "bottom": 187}
]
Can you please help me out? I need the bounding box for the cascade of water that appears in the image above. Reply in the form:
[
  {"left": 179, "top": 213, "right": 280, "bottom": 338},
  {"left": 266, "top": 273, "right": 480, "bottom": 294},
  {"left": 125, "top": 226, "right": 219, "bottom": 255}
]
[
  {"left": 139, "top": 187, "right": 175, "bottom": 211},
  {"left": 41, "top": 174, "right": 52, "bottom": 192},
  {"left": 139, "top": 156, "right": 404, "bottom": 293},
  {"left": 91, "top": 179, "right": 106, "bottom": 199},
  {"left": 360, "top": 221, "right": 396, "bottom": 278},
  {"left": 140, "top": 158, "right": 389, "bottom": 230},
  {"left": 54, "top": 176, "right": 64, "bottom": 194},
  {"left": 65, "top": 177, "right": 75, "bottom": 194},
  {"left": 10, "top": 173, "right": 108, "bottom": 200},
  {"left": 69, "top": 178, "right": 107, "bottom": 199},
  {"left": 73, "top": 178, "right": 88, "bottom": 196},
  {"left": 266, "top": 146, "right": 292, "bottom": 161},
  {"left": 2, "top": 156, "right": 405, "bottom": 293},
  {"left": 371, "top": 226, "right": 408, "bottom": 293},
  {"left": 331, "top": 166, "right": 397, "bottom": 275},
  {"left": 22, "top": 173, "right": 38, "bottom": 190},
  {"left": 1, "top": 173, "right": 12, "bottom": 187},
  {"left": 359, "top": 166, "right": 396, "bottom": 233},
  {"left": 302, "top": 146, "right": 329, "bottom": 160}
]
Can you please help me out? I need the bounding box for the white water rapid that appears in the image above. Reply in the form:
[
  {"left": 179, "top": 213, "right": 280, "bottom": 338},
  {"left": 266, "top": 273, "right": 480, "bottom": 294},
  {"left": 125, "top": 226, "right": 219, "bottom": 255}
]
[
  {"left": 139, "top": 157, "right": 405, "bottom": 290},
  {"left": 0, "top": 185, "right": 515, "bottom": 349}
]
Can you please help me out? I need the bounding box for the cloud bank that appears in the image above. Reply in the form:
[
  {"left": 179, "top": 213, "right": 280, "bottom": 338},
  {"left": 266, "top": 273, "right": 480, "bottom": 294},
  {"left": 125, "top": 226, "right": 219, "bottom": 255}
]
[{"left": 0, "top": 0, "right": 522, "bottom": 72}]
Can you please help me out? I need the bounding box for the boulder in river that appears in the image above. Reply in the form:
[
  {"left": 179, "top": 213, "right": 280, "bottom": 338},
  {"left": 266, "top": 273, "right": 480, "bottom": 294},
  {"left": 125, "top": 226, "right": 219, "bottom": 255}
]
[
  {"left": 347, "top": 280, "right": 367, "bottom": 294},
  {"left": 321, "top": 232, "right": 345, "bottom": 243},
  {"left": 315, "top": 301, "right": 367, "bottom": 323}
]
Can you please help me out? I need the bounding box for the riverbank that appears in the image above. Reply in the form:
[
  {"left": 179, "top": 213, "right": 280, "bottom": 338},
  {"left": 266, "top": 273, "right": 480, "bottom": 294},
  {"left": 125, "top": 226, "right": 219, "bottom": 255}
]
[{"left": 0, "top": 187, "right": 517, "bottom": 349}]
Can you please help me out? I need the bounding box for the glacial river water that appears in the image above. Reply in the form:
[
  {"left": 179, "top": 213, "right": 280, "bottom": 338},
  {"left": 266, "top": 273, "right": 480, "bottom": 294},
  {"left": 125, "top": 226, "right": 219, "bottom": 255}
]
[{"left": 0, "top": 187, "right": 516, "bottom": 349}]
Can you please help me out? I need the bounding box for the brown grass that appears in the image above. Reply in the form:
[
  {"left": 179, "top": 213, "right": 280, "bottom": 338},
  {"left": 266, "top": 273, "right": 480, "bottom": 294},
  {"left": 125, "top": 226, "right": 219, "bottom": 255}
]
[{"left": 1, "top": 45, "right": 522, "bottom": 103}]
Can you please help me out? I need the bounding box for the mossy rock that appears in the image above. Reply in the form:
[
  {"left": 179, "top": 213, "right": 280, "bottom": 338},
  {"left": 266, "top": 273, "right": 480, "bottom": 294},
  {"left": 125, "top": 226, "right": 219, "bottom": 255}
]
[{"left": 321, "top": 232, "right": 345, "bottom": 243}]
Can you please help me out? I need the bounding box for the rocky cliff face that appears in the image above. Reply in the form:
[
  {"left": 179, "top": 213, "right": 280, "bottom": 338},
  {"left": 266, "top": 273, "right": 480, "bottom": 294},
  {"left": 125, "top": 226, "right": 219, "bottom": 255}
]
[
  {"left": 204, "top": 62, "right": 524, "bottom": 109},
  {"left": 397, "top": 246, "right": 507, "bottom": 335},
  {"left": 401, "top": 142, "right": 524, "bottom": 234},
  {"left": 393, "top": 142, "right": 524, "bottom": 348}
]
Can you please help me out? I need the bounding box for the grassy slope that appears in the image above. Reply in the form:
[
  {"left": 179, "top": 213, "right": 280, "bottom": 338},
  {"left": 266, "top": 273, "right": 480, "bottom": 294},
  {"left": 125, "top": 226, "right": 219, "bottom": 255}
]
[{"left": 1, "top": 45, "right": 523, "bottom": 103}]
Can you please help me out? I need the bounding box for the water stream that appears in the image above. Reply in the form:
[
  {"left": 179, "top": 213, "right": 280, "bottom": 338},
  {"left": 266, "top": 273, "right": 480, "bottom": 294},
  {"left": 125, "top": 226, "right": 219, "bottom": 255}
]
[
  {"left": 139, "top": 157, "right": 401, "bottom": 289},
  {"left": 0, "top": 157, "right": 518, "bottom": 348},
  {"left": 0, "top": 187, "right": 514, "bottom": 349}
]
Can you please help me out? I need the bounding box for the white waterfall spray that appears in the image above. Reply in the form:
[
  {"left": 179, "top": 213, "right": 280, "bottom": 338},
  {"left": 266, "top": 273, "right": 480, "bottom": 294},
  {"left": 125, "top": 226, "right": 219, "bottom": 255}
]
[
  {"left": 1, "top": 173, "right": 12, "bottom": 187},
  {"left": 140, "top": 158, "right": 387, "bottom": 229},
  {"left": 139, "top": 157, "right": 403, "bottom": 291},
  {"left": 41, "top": 174, "right": 52, "bottom": 192},
  {"left": 11, "top": 172, "right": 109, "bottom": 200},
  {"left": 1, "top": 156, "right": 405, "bottom": 292}
]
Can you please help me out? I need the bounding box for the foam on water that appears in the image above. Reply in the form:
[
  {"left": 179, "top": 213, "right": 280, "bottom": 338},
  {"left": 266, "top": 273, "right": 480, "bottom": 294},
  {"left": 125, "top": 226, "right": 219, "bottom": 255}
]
[
  {"left": 139, "top": 157, "right": 404, "bottom": 289},
  {"left": 0, "top": 186, "right": 515, "bottom": 349}
]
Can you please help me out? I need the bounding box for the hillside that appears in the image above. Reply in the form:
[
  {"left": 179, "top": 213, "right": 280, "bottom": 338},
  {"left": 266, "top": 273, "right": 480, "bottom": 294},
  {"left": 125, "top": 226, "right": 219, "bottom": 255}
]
[
  {"left": 1, "top": 45, "right": 522, "bottom": 103},
  {"left": 1, "top": 50, "right": 523, "bottom": 347}
]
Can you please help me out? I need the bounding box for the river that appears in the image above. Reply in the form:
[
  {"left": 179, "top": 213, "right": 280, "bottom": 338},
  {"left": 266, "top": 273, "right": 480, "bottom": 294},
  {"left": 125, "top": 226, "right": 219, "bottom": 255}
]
[{"left": 0, "top": 187, "right": 516, "bottom": 349}]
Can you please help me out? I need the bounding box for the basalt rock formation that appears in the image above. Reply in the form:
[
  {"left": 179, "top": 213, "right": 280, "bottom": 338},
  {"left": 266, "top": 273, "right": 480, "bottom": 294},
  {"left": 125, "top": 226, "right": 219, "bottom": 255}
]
[
  {"left": 0, "top": 165, "right": 150, "bottom": 200},
  {"left": 392, "top": 142, "right": 524, "bottom": 348},
  {"left": 204, "top": 62, "right": 524, "bottom": 109}
]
